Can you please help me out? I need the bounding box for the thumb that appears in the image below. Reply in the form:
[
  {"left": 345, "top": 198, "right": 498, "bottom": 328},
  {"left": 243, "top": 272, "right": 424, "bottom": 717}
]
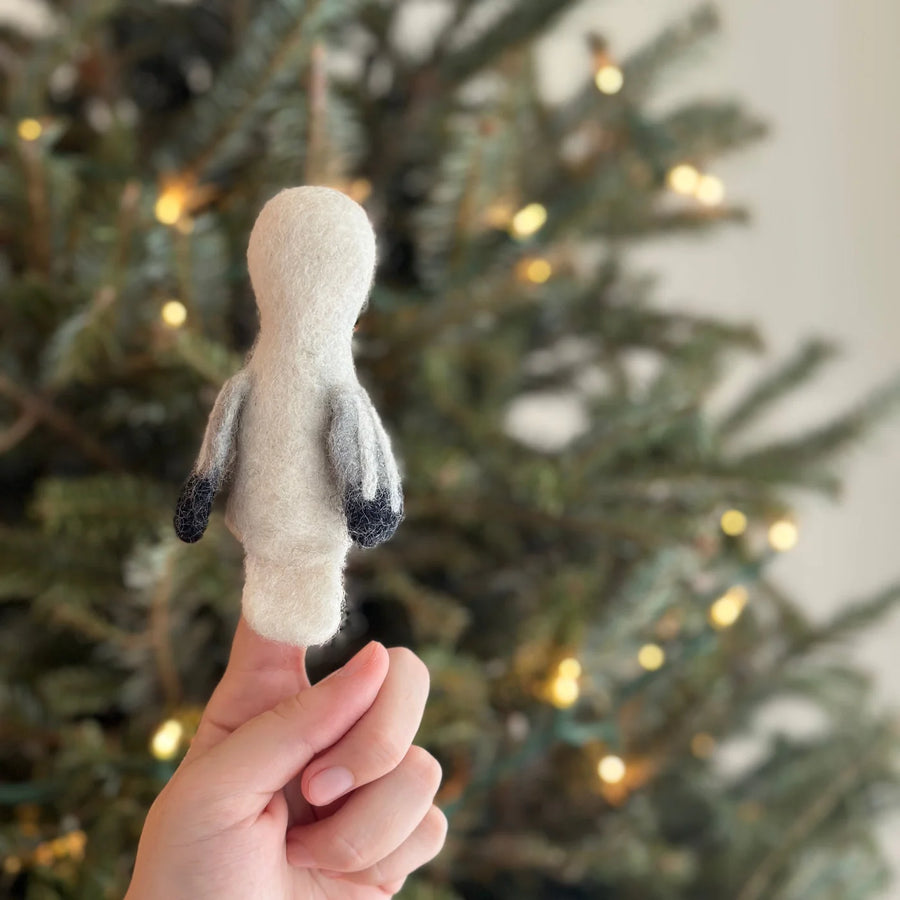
[{"left": 189, "top": 641, "right": 389, "bottom": 816}]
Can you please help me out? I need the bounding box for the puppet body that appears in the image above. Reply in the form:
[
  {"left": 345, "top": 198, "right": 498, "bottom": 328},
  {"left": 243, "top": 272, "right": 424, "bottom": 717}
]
[{"left": 174, "top": 187, "right": 403, "bottom": 647}]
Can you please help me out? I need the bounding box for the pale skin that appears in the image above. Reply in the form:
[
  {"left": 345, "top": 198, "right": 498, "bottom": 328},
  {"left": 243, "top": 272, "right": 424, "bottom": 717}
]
[{"left": 126, "top": 619, "right": 446, "bottom": 899}]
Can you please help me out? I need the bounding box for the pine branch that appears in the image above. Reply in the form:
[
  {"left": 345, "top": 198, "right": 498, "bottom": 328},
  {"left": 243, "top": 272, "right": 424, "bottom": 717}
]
[
  {"left": 439, "top": 0, "right": 579, "bottom": 86},
  {"left": 157, "top": 0, "right": 339, "bottom": 178},
  {"left": 0, "top": 410, "right": 37, "bottom": 453},
  {"left": 733, "top": 372, "right": 900, "bottom": 477},
  {"left": 556, "top": 4, "right": 721, "bottom": 133},
  {"left": 621, "top": 3, "right": 720, "bottom": 100},
  {"left": 719, "top": 339, "right": 839, "bottom": 438},
  {"left": 798, "top": 581, "right": 900, "bottom": 652},
  {"left": 734, "top": 733, "right": 890, "bottom": 900},
  {"left": 657, "top": 99, "right": 769, "bottom": 163},
  {"left": 0, "top": 373, "right": 122, "bottom": 470}
]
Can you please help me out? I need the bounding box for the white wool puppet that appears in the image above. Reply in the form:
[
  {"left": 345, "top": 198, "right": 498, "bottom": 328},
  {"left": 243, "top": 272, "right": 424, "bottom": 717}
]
[{"left": 174, "top": 186, "right": 403, "bottom": 647}]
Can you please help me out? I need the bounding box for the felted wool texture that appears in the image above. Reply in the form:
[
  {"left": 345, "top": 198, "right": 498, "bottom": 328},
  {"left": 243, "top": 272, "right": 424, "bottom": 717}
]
[
  {"left": 328, "top": 387, "right": 403, "bottom": 548},
  {"left": 174, "top": 186, "right": 404, "bottom": 646},
  {"left": 174, "top": 369, "right": 251, "bottom": 543},
  {"left": 227, "top": 186, "right": 400, "bottom": 647}
]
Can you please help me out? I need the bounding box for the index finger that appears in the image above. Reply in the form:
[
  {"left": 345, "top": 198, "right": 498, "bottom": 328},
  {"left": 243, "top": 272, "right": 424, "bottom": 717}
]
[{"left": 189, "top": 616, "right": 310, "bottom": 757}]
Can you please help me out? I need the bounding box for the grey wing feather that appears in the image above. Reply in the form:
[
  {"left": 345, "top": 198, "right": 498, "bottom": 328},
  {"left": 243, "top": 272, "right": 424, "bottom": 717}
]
[
  {"left": 328, "top": 387, "right": 403, "bottom": 549},
  {"left": 174, "top": 368, "right": 251, "bottom": 543}
]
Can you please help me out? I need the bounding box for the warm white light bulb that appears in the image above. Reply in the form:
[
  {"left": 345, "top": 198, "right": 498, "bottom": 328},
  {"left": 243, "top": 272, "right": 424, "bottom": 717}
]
[
  {"left": 695, "top": 174, "right": 725, "bottom": 207},
  {"left": 510, "top": 203, "right": 547, "bottom": 239},
  {"left": 161, "top": 300, "right": 188, "bottom": 328},
  {"left": 720, "top": 509, "right": 748, "bottom": 537},
  {"left": 667, "top": 164, "right": 700, "bottom": 195},
  {"left": 151, "top": 718, "right": 184, "bottom": 760},
  {"left": 595, "top": 65, "right": 624, "bottom": 95},
  {"left": 557, "top": 657, "right": 582, "bottom": 680},
  {"left": 549, "top": 676, "right": 579, "bottom": 708},
  {"left": 597, "top": 754, "right": 626, "bottom": 784},
  {"left": 17, "top": 118, "right": 43, "bottom": 141},
  {"left": 709, "top": 586, "right": 748, "bottom": 630},
  {"left": 637, "top": 643, "right": 665, "bottom": 671},
  {"left": 768, "top": 519, "right": 798, "bottom": 552}
]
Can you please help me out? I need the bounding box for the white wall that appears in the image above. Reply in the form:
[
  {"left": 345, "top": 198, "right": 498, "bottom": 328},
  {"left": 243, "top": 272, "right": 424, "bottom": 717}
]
[{"left": 540, "top": 0, "right": 900, "bottom": 892}]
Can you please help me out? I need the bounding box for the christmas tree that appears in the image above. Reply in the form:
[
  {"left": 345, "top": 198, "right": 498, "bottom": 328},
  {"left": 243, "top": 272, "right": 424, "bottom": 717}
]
[{"left": 2, "top": 1, "right": 900, "bottom": 897}]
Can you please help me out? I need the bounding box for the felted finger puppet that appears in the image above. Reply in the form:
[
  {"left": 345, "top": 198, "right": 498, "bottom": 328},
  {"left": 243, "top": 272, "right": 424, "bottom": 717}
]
[{"left": 174, "top": 186, "right": 403, "bottom": 647}]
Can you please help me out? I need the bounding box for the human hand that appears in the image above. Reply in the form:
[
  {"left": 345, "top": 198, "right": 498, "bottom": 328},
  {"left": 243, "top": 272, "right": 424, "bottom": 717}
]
[{"left": 126, "top": 618, "right": 446, "bottom": 899}]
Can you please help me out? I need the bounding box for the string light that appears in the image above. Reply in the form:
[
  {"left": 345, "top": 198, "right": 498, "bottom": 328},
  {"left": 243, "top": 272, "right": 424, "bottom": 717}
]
[
  {"left": 510, "top": 203, "right": 547, "bottom": 239},
  {"left": 548, "top": 675, "right": 579, "bottom": 708},
  {"left": 708, "top": 585, "right": 748, "bottom": 630},
  {"left": 154, "top": 180, "right": 190, "bottom": 225},
  {"left": 3, "top": 856, "right": 22, "bottom": 875},
  {"left": 151, "top": 718, "right": 185, "bottom": 760},
  {"left": 768, "top": 518, "right": 798, "bottom": 552},
  {"left": 695, "top": 174, "right": 725, "bottom": 207},
  {"left": 517, "top": 257, "right": 553, "bottom": 284},
  {"left": 594, "top": 65, "right": 624, "bottom": 95},
  {"left": 557, "top": 657, "right": 582, "bottom": 680},
  {"left": 597, "top": 754, "right": 626, "bottom": 784},
  {"left": 17, "top": 118, "right": 43, "bottom": 141},
  {"left": 691, "top": 732, "right": 716, "bottom": 759},
  {"left": 720, "top": 508, "right": 748, "bottom": 537},
  {"left": 637, "top": 643, "right": 665, "bottom": 671},
  {"left": 160, "top": 300, "right": 187, "bottom": 329},
  {"left": 667, "top": 163, "right": 700, "bottom": 195}
]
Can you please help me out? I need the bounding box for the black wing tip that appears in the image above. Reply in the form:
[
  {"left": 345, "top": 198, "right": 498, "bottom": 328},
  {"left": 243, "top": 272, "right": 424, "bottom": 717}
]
[
  {"left": 344, "top": 487, "right": 403, "bottom": 549},
  {"left": 174, "top": 472, "right": 218, "bottom": 544}
]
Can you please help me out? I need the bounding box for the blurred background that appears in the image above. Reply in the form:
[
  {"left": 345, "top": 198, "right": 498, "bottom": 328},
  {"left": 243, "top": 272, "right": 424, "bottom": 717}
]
[
  {"left": 544, "top": 0, "right": 900, "bottom": 890},
  {"left": 2, "top": 1, "right": 899, "bottom": 898}
]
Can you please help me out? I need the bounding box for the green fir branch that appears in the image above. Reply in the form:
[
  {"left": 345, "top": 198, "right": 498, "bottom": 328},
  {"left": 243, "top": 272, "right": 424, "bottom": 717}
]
[
  {"left": 719, "top": 339, "right": 840, "bottom": 438},
  {"left": 439, "top": 0, "right": 579, "bottom": 86}
]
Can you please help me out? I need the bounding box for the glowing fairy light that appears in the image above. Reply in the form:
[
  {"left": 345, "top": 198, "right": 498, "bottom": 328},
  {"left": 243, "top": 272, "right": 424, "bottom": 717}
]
[
  {"left": 768, "top": 518, "right": 799, "bottom": 552},
  {"left": 637, "top": 643, "right": 665, "bottom": 671},
  {"left": 557, "top": 657, "right": 582, "bottom": 680},
  {"left": 151, "top": 718, "right": 184, "bottom": 759},
  {"left": 597, "top": 754, "right": 626, "bottom": 784},
  {"left": 595, "top": 65, "right": 624, "bottom": 95},
  {"left": 720, "top": 509, "right": 748, "bottom": 537},
  {"left": 154, "top": 182, "right": 189, "bottom": 225},
  {"left": 518, "top": 257, "right": 553, "bottom": 284},
  {"left": 161, "top": 300, "right": 187, "bottom": 328},
  {"left": 667, "top": 164, "right": 700, "bottom": 195},
  {"left": 695, "top": 174, "right": 725, "bottom": 207},
  {"left": 548, "top": 675, "right": 579, "bottom": 709},
  {"left": 17, "top": 118, "right": 43, "bottom": 141},
  {"left": 510, "top": 203, "right": 547, "bottom": 239},
  {"left": 708, "top": 585, "right": 749, "bottom": 630}
]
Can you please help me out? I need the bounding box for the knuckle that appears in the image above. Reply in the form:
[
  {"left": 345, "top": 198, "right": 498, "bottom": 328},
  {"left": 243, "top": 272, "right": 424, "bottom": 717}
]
[
  {"left": 367, "top": 724, "right": 407, "bottom": 772},
  {"left": 330, "top": 830, "right": 374, "bottom": 872},
  {"left": 404, "top": 745, "right": 443, "bottom": 792},
  {"left": 271, "top": 691, "right": 310, "bottom": 724},
  {"left": 424, "top": 806, "right": 449, "bottom": 848}
]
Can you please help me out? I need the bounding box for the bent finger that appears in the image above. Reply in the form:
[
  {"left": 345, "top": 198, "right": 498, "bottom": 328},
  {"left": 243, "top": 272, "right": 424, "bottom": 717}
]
[
  {"left": 321, "top": 805, "right": 447, "bottom": 887},
  {"left": 286, "top": 745, "right": 442, "bottom": 872},
  {"left": 302, "top": 646, "right": 430, "bottom": 807}
]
